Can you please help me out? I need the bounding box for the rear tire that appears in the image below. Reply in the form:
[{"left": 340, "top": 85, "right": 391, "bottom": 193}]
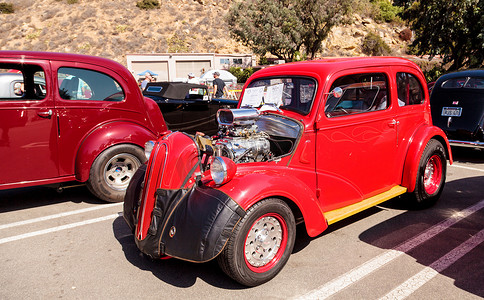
[
  {"left": 217, "top": 198, "right": 296, "bottom": 286},
  {"left": 410, "top": 139, "right": 446, "bottom": 209},
  {"left": 87, "top": 144, "right": 145, "bottom": 202}
]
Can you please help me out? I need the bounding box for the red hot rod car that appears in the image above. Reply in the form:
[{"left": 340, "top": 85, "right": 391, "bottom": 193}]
[{"left": 123, "top": 57, "right": 452, "bottom": 286}]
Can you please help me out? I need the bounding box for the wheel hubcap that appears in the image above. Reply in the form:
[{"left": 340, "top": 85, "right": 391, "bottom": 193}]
[
  {"left": 104, "top": 153, "right": 141, "bottom": 191},
  {"left": 423, "top": 154, "right": 442, "bottom": 195},
  {"left": 244, "top": 214, "right": 286, "bottom": 272}
]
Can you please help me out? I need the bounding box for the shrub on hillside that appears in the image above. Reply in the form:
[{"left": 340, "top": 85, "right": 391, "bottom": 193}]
[
  {"left": 370, "top": 0, "right": 402, "bottom": 23},
  {"left": 399, "top": 28, "right": 412, "bottom": 41},
  {"left": 0, "top": 2, "right": 14, "bottom": 14},
  {"left": 136, "top": 0, "right": 160, "bottom": 10},
  {"left": 361, "top": 32, "right": 392, "bottom": 56}
]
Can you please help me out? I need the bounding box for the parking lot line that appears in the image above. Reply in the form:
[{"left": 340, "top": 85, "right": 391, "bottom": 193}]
[
  {"left": 0, "top": 202, "right": 122, "bottom": 230},
  {"left": 450, "top": 163, "right": 484, "bottom": 173},
  {"left": 0, "top": 213, "right": 121, "bottom": 245},
  {"left": 295, "top": 199, "right": 484, "bottom": 300},
  {"left": 380, "top": 228, "right": 484, "bottom": 300}
]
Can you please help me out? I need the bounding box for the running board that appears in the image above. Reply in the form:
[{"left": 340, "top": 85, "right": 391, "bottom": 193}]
[{"left": 324, "top": 186, "right": 407, "bottom": 225}]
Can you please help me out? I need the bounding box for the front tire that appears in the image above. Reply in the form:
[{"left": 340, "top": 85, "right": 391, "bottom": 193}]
[
  {"left": 217, "top": 198, "right": 296, "bottom": 286},
  {"left": 410, "top": 139, "right": 446, "bottom": 209},
  {"left": 123, "top": 164, "right": 146, "bottom": 232},
  {"left": 87, "top": 144, "right": 145, "bottom": 202}
]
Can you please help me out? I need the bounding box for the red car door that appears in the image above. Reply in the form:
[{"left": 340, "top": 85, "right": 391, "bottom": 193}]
[
  {"left": 49, "top": 61, "right": 146, "bottom": 176},
  {"left": 316, "top": 70, "right": 399, "bottom": 211},
  {"left": 0, "top": 60, "right": 60, "bottom": 185}
]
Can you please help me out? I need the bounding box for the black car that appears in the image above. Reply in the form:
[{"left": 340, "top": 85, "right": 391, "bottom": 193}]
[
  {"left": 430, "top": 70, "right": 484, "bottom": 148},
  {"left": 143, "top": 82, "right": 238, "bottom": 135}
]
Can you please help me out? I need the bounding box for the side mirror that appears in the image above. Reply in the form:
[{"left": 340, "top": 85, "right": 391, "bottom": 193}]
[{"left": 331, "top": 87, "right": 343, "bottom": 98}]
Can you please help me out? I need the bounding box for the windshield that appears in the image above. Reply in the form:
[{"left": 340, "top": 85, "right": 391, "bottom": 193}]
[{"left": 241, "top": 77, "right": 316, "bottom": 115}]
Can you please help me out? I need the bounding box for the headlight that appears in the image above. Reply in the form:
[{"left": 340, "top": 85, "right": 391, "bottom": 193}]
[
  {"left": 144, "top": 140, "right": 156, "bottom": 160},
  {"left": 210, "top": 156, "right": 236, "bottom": 185}
]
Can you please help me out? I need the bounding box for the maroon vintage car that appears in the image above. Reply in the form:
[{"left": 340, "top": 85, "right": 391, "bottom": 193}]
[
  {"left": 124, "top": 57, "right": 452, "bottom": 286},
  {"left": 0, "top": 51, "right": 167, "bottom": 202}
]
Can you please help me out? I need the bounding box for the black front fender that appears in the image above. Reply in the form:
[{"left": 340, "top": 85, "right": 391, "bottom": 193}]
[{"left": 135, "top": 185, "right": 246, "bottom": 263}]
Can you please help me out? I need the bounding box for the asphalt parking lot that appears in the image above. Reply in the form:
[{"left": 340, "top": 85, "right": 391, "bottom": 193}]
[{"left": 1, "top": 147, "right": 483, "bottom": 299}]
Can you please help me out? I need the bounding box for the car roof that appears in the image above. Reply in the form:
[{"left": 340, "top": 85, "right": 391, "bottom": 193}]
[
  {"left": 143, "top": 82, "right": 207, "bottom": 99},
  {"left": 0, "top": 50, "right": 131, "bottom": 82},
  {"left": 250, "top": 57, "right": 420, "bottom": 79}
]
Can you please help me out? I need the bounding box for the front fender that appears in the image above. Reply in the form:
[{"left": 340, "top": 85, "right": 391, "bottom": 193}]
[
  {"left": 135, "top": 185, "right": 245, "bottom": 262},
  {"left": 216, "top": 165, "right": 328, "bottom": 237},
  {"left": 75, "top": 121, "right": 158, "bottom": 182},
  {"left": 401, "top": 125, "right": 452, "bottom": 192}
]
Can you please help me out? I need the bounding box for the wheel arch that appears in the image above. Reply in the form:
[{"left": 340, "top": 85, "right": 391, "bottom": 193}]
[
  {"left": 219, "top": 170, "right": 328, "bottom": 238},
  {"left": 401, "top": 125, "right": 452, "bottom": 193},
  {"left": 75, "top": 121, "right": 156, "bottom": 182}
]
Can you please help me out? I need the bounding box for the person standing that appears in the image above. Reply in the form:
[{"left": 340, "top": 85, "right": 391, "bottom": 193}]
[
  {"left": 187, "top": 72, "right": 199, "bottom": 84},
  {"left": 141, "top": 72, "right": 154, "bottom": 91},
  {"left": 212, "top": 71, "right": 228, "bottom": 98}
]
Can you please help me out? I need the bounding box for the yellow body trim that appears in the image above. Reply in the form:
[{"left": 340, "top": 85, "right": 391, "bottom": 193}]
[{"left": 324, "top": 186, "right": 407, "bottom": 225}]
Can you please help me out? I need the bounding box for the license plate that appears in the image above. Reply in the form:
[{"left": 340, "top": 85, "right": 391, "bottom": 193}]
[{"left": 441, "top": 107, "right": 462, "bottom": 117}]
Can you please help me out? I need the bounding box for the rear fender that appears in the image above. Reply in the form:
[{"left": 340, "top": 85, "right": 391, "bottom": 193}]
[
  {"left": 75, "top": 121, "right": 158, "bottom": 182},
  {"left": 143, "top": 96, "right": 168, "bottom": 136},
  {"left": 401, "top": 125, "right": 452, "bottom": 192}
]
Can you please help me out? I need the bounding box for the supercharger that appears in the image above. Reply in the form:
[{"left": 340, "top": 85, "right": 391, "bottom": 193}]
[{"left": 214, "top": 108, "right": 272, "bottom": 163}]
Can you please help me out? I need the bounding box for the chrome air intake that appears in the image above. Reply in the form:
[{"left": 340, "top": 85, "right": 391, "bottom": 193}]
[{"left": 217, "top": 108, "right": 260, "bottom": 126}]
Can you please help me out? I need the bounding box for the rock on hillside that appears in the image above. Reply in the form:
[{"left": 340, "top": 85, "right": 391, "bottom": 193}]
[{"left": 0, "top": 0, "right": 409, "bottom": 66}]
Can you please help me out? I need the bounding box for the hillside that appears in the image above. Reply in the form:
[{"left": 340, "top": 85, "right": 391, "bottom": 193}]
[{"left": 0, "top": 0, "right": 410, "bottom": 67}]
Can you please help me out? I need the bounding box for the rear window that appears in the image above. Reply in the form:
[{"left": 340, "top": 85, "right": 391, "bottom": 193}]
[
  {"left": 58, "top": 67, "right": 125, "bottom": 101},
  {"left": 441, "top": 77, "right": 484, "bottom": 89}
]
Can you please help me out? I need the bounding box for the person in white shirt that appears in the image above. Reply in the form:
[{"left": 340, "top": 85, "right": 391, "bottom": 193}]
[{"left": 187, "top": 72, "right": 199, "bottom": 84}]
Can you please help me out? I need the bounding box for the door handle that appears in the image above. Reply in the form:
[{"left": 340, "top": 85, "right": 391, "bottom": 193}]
[
  {"left": 38, "top": 109, "right": 53, "bottom": 118},
  {"left": 388, "top": 119, "right": 400, "bottom": 128}
]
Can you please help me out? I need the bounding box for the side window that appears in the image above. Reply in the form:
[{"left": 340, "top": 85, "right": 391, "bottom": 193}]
[
  {"left": 58, "top": 67, "right": 125, "bottom": 101},
  {"left": 396, "top": 72, "right": 424, "bottom": 106},
  {"left": 0, "top": 64, "right": 46, "bottom": 100},
  {"left": 325, "top": 73, "right": 389, "bottom": 117}
]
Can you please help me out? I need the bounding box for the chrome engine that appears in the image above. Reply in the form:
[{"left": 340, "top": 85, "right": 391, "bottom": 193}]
[{"left": 214, "top": 108, "right": 272, "bottom": 163}]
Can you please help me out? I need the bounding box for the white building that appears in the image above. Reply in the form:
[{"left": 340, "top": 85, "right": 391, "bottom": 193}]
[{"left": 126, "top": 53, "right": 255, "bottom": 82}]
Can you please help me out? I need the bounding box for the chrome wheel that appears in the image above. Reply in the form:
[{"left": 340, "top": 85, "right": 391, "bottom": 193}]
[
  {"left": 104, "top": 153, "right": 141, "bottom": 191},
  {"left": 423, "top": 154, "right": 443, "bottom": 195},
  {"left": 244, "top": 213, "right": 287, "bottom": 273}
]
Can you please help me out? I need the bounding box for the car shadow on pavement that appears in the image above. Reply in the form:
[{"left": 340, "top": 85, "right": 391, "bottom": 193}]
[
  {"left": 112, "top": 216, "right": 247, "bottom": 289},
  {"left": 359, "top": 175, "right": 484, "bottom": 298},
  {"left": 451, "top": 147, "right": 483, "bottom": 164},
  {"left": 0, "top": 183, "right": 104, "bottom": 213}
]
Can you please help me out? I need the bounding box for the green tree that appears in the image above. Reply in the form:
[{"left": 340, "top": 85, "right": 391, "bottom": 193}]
[
  {"left": 227, "top": 0, "right": 351, "bottom": 61},
  {"left": 296, "top": 0, "right": 352, "bottom": 59},
  {"left": 226, "top": 0, "right": 303, "bottom": 62},
  {"left": 404, "top": 0, "right": 484, "bottom": 70}
]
